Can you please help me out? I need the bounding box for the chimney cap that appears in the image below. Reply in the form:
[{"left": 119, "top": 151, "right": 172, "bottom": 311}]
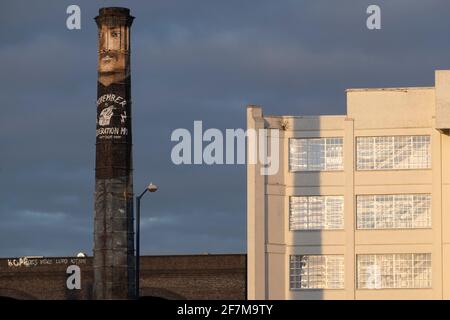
[
  {"left": 98, "top": 7, "right": 131, "bottom": 17},
  {"left": 95, "top": 7, "right": 134, "bottom": 27}
]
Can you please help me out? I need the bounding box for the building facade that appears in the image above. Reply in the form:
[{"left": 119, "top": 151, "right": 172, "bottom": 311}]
[{"left": 247, "top": 70, "right": 450, "bottom": 300}]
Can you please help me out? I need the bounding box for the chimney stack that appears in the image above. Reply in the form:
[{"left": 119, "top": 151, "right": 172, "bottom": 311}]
[{"left": 93, "top": 7, "right": 135, "bottom": 299}]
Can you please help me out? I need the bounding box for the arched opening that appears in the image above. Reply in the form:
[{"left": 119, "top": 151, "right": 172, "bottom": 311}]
[
  {"left": 0, "top": 296, "right": 17, "bottom": 301},
  {"left": 138, "top": 296, "right": 168, "bottom": 301},
  {"left": 139, "top": 287, "right": 185, "bottom": 300},
  {"left": 0, "top": 288, "right": 37, "bottom": 300}
]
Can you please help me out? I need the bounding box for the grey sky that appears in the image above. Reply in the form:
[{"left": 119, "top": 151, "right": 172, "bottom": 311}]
[{"left": 1, "top": 0, "right": 450, "bottom": 257}]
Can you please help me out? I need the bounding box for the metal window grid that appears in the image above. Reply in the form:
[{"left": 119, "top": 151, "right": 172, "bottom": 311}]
[
  {"left": 356, "top": 135, "right": 430, "bottom": 170},
  {"left": 290, "top": 138, "right": 344, "bottom": 171},
  {"left": 357, "top": 253, "right": 431, "bottom": 289},
  {"left": 357, "top": 194, "right": 431, "bottom": 230},
  {"left": 290, "top": 196, "right": 344, "bottom": 230},
  {"left": 290, "top": 255, "right": 345, "bottom": 289}
]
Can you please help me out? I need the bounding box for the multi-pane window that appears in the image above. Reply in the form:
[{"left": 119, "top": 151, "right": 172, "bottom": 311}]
[
  {"left": 357, "top": 253, "right": 431, "bottom": 289},
  {"left": 356, "top": 135, "right": 430, "bottom": 170},
  {"left": 290, "top": 255, "right": 344, "bottom": 289},
  {"left": 357, "top": 194, "right": 431, "bottom": 230},
  {"left": 290, "top": 138, "right": 343, "bottom": 171},
  {"left": 290, "top": 196, "right": 344, "bottom": 230}
]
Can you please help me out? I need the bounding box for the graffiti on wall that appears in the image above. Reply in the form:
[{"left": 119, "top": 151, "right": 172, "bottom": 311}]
[{"left": 7, "top": 257, "right": 87, "bottom": 268}]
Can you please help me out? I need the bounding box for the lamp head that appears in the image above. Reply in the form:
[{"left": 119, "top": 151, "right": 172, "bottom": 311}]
[{"left": 147, "top": 183, "right": 158, "bottom": 193}]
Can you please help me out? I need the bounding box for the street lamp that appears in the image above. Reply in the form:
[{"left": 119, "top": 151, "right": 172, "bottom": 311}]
[{"left": 135, "top": 182, "right": 158, "bottom": 299}]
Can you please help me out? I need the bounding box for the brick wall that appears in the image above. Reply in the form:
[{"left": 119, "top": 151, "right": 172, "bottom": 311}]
[{"left": 0, "top": 254, "right": 246, "bottom": 300}]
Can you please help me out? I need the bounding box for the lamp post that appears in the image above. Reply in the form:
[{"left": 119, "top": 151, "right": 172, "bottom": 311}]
[{"left": 135, "top": 183, "right": 158, "bottom": 299}]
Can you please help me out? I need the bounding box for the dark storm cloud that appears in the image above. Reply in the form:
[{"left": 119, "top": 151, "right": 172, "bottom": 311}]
[{"left": 1, "top": 0, "right": 450, "bottom": 257}]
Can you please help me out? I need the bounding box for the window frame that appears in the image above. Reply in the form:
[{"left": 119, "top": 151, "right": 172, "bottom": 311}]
[
  {"left": 356, "top": 193, "right": 432, "bottom": 230},
  {"left": 356, "top": 253, "right": 432, "bottom": 289},
  {"left": 289, "top": 137, "right": 344, "bottom": 172},
  {"left": 289, "top": 254, "right": 345, "bottom": 290},
  {"left": 290, "top": 195, "right": 345, "bottom": 231},
  {"left": 355, "top": 135, "right": 431, "bottom": 171}
]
